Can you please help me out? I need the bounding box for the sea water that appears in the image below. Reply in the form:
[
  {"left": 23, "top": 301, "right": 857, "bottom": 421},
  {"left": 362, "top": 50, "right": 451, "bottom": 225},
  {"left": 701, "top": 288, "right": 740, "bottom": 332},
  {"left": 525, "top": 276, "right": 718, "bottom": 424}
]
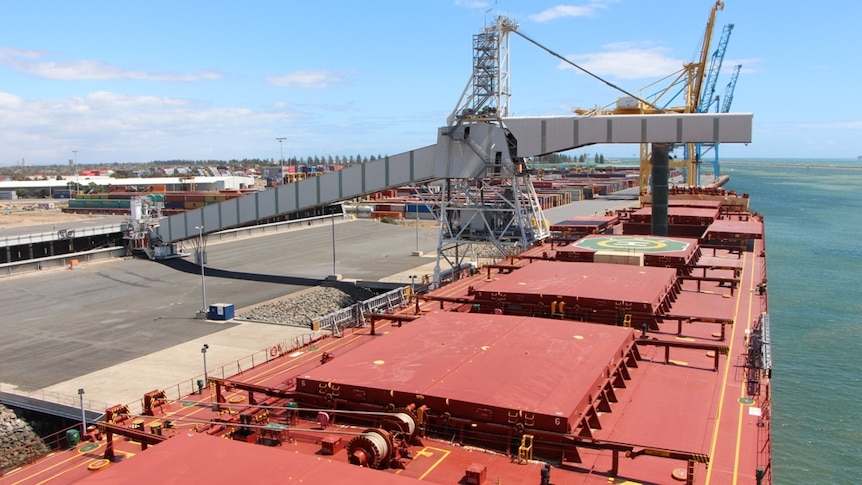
[{"left": 723, "top": 159, "right": 862, "bottom": 484}]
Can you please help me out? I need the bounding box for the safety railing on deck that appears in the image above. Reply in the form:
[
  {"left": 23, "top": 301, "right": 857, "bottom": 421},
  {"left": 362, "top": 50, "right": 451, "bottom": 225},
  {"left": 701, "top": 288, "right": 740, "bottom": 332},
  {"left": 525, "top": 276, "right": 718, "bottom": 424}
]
[
  {"left": 314, "top": 287, "right": 409, "bottom": 336},
  {"left": 0, "top": 422, "right": 88, "bottom": 476}
]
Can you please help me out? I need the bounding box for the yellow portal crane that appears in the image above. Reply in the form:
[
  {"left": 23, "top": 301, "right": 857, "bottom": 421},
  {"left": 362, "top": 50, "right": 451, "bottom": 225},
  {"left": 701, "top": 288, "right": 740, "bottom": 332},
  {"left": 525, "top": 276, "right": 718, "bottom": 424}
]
[
  {"left": 572, "top": 1, "right": 727, "bottom": 195},
  {"left": 689, "top": 1, "right": 725, "bottom": 115},
  {"left": 679, "top": 0, "right": 725, "bottom": 187}
]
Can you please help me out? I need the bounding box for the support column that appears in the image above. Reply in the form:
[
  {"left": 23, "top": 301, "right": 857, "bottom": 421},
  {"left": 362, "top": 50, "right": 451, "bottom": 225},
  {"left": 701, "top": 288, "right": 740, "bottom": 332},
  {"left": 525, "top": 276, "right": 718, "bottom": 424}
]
[{"left": 650, "top": 143, "right": 669, "bottom": 236}]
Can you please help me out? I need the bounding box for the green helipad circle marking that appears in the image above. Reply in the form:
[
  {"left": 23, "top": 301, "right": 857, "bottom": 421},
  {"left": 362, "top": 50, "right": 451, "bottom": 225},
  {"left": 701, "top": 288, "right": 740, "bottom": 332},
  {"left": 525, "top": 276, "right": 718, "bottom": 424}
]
[
  {"left": 576, "top": 236, "right": 689, "bottom": 253},
  {"left": 739, "top": 397, "right": 755, "bottom": 405},
  {"left": 78, "top": 443, "right": 100, "bottom": 453},
  {"left": 182, "top": 401, "right": 196, "bottom": 407}
]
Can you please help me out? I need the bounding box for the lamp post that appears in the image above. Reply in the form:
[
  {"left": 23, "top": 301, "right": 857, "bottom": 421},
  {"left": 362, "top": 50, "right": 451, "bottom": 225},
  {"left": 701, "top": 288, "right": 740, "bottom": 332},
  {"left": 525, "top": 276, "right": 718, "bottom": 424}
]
[
  {"left": 72, "top": 150, "right": 79, "bottom": 196},
  {"left": 201, "top": 344, "right": 209, "bottom": 382},
  {"left": 77, "top": 388, "right": 86, "bottom": 435},
  {"left": 330, "top": 212, "right": 336, "bottom": 275},
  {"left": 276, "top": 137, "right": 286, "bottom": 184},
  {"left": 195, "top": 225, "right": 207, "bottom": 316}
]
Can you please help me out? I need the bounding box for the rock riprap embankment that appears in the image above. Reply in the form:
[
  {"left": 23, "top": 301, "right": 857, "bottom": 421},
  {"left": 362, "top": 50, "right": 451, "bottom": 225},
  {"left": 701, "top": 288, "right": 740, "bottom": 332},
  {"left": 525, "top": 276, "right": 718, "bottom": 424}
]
[
  {"left": 0, "top": 404, "right": 50, "bottom": 470},
  {"left": 238, "top": 284, "right": 378, "bottom": 326}
]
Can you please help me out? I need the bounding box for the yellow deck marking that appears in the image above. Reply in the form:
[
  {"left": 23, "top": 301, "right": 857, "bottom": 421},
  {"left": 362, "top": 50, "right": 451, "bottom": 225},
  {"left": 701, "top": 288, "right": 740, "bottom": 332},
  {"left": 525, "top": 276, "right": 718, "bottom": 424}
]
[
  {"left": 415, "top": 446, "right": 452, "bottom": 480},
  {"left": 10, "top": 446, "right": 104, "bottom": 485},
  {"left": 668, "top": 359, "right": 689, "bottom": 366},
  {"left": 704, "top": 250, "right": 750, "bottom": 485},
  {"left": 20, "top": 451, "right": 133, "bottom": 485},
  {"left": 608, "top": 479, "right": 643, "bottom": 485},
  {"left": 733, "top": 247, "right": 759, "bottom": 484}
]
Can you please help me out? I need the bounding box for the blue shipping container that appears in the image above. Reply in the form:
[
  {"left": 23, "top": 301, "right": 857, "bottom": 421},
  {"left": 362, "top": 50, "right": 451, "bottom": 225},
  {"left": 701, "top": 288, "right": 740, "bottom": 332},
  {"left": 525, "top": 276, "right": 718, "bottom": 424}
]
[
  {"left": 208, "top": 303, "right": 234, "bottom": 321},
  {"left": 405, "top": 203, "right": 436, "bottom": 213}
]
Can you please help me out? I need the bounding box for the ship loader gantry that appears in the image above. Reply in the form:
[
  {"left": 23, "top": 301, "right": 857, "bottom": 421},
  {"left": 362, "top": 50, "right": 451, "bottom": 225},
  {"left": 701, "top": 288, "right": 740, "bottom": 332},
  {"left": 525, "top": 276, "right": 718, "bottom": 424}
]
[{"left": 135, "top": 16, "right": 752, "bottom": 286}]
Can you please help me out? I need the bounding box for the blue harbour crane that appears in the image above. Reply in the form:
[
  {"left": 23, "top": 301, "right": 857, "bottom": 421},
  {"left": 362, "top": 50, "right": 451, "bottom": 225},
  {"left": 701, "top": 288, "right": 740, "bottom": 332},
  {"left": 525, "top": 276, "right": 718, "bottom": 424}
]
[
  {"left": 694, "top": 23, "right": 735, "bottom": 182},
  {"left": 720, "top": 64, "right": 742, "bottom": 114},
  {"left": 711, "top": 64, "right": 742, "bottom": 176}
]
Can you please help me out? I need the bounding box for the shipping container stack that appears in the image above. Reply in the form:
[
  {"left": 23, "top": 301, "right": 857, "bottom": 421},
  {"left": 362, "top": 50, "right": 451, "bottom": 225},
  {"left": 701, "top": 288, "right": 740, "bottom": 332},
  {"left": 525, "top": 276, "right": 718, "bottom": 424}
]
[{"left": 62, "top": 189, "right": 256, "bottom": 216}]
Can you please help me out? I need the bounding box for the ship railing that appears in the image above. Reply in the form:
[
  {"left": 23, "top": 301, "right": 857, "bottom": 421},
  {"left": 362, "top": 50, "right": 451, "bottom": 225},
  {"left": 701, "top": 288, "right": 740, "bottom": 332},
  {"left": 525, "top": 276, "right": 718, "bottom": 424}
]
[
  {"left": 365, "top": 287, "right": 409, "bottom": 312},
  {"left": 756, "top": 402, "right": 773, "bottom": 484},
  {"left": 119, "top": 331, "right": 326, "bottom": 418},
  {"left": 314, "top": 287, "right": 409, "bottom": 335},
  {"left": 759, "top": 312, "right": 772, "bottom": 375},
  {"left": 314, "top": 307, "right": 358, "bottom": 337},
  {"left": 0, "top": 422, "right": 91, "bottom": 476}
]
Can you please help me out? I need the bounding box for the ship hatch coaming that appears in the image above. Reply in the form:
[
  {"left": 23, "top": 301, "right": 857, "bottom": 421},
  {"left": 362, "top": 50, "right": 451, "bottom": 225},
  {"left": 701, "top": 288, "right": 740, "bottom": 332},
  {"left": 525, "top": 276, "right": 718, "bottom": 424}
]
[
  {"left": 292, "top": 311, "right": 640, "bottom": 453},
  {"left": 471, "top": 260, "right": 679, "bottom": 329}
]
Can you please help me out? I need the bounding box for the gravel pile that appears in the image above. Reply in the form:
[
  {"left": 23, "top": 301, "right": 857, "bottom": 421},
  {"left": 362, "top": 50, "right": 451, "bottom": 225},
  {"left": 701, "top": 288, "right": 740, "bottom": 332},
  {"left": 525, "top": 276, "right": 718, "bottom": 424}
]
[
  {"left": 0, "top": 404, "right": 50, "bottom": 470},
  {"left": 237, "top": 283, "right": 378, "bottom": 326},
  {"left": 442, "top": 243, "right": 519, "bottom": 260}
]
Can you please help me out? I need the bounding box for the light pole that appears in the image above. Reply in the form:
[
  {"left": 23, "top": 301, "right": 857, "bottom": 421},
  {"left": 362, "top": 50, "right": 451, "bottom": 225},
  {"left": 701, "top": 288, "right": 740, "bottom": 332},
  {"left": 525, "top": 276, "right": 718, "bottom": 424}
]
[
  {"left": 330, "top": 212, "right": 336, "bottom": 275},
  {"left": 195, "top": 225, "right": 207, "bottom": 316},
  {"left": 77, "top": 388, "right": 86, "bottom": 436},
  {"left": 276, "top": 137, "right": 286, "bottom": 184},
  {"left": 72, "top": 150, "right": 79, "bottom": 196},
  {"left": 201, "top": 344, "right": 209, "bottom": 382}
]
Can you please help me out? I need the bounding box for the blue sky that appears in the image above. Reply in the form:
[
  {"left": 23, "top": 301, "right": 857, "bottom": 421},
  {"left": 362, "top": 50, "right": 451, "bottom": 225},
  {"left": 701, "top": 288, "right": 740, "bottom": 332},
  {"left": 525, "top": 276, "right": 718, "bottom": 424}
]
[{"left": 1, "top": 1, "right": 858, "bottom": 166}]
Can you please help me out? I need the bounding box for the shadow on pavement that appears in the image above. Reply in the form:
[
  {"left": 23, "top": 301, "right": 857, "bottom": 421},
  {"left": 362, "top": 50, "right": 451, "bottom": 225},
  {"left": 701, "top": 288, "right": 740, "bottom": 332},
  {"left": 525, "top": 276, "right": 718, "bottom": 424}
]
[{"left": 157, "top": 258, "right": 325, "bottom": 287}]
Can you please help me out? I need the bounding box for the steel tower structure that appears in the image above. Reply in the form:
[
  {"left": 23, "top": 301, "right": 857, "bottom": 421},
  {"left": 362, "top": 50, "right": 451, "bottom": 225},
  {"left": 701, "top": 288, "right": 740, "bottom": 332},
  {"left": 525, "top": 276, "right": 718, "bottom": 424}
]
[{"left": 434, "top": 16, "right": 550, "bottom": 285}]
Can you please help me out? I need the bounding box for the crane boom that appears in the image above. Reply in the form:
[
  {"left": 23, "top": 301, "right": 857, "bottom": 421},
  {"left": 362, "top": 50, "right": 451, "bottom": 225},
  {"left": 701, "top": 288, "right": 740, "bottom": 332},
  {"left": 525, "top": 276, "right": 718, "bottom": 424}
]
[
  {"left": 699, "top": 23, "right": 734, "bottom": 112},
  {"left": 721, "top": 64, "right": 742, "bottom": 113},
  {"left": 690, "top": 1, "right": 725, "bottom": 111}
]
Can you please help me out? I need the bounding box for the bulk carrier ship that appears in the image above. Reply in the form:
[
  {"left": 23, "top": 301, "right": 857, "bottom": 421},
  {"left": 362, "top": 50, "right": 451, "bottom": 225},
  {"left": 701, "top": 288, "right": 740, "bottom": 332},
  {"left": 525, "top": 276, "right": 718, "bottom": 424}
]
[
  {"left": 1, "top": 185, "right": 772, "bottom": 485},
  {"left": 0, "top": 4, "right": 770, "bottom": 484}
]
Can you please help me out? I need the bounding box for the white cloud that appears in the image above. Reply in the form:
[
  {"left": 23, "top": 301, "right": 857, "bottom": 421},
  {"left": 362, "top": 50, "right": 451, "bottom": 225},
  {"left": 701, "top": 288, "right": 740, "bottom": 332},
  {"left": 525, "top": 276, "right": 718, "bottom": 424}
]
[
  {"left": 0, "top": 91, "right": 24, "bottom": 109},
  {"left": 789, "top": 120, "right": 862, "bottom": 130},
  {"left": 529, "top": 1, "right": 617, "bottom": 22},
  {"left": 0, "top": 47, "right": 44, "bottom": 60},
  {"left": 563, "top": 46, "right": 683, "bottom": 80},
  {"left": 0, "top": 47, "right": 222, "bottom": 81},
  {"left": 454, "top": 0, "right": 491, "bottom": 8},
  {"left": 0, "top": 90, "right": 300, "bottom": 164},
  {"left": 266, "top": 70, "right": 347, "bottom": 88}
]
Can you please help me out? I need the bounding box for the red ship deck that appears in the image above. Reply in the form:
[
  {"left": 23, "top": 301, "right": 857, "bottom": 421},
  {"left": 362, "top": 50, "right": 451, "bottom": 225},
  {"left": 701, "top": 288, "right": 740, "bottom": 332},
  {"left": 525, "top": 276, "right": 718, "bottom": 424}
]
[
  {"left": 2, "top": 201, "right": 771, "bottom": 485},
  {"left": 73, "top": 432, "right": 424, "bottom": 484},
  {"left": 550, "top": 215, "right": 619, "bottom": 236},
  {"left": 555, "top": 235, "right": 701, "bottom": 270},
  {"left": 629, "top": 206, "right": 720, "bottom": 225},
  {"left": 296, "top": 311, "right": 637, "bottom": 435},
  {"left": 666, "top": 199, "right": 723, "bottom": 209},
  {"left": 705, "top": 217, "right": 765, "bottom": 240},
  {"left": 472, "top": 260, "right": 678, "bottom": 320}
]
